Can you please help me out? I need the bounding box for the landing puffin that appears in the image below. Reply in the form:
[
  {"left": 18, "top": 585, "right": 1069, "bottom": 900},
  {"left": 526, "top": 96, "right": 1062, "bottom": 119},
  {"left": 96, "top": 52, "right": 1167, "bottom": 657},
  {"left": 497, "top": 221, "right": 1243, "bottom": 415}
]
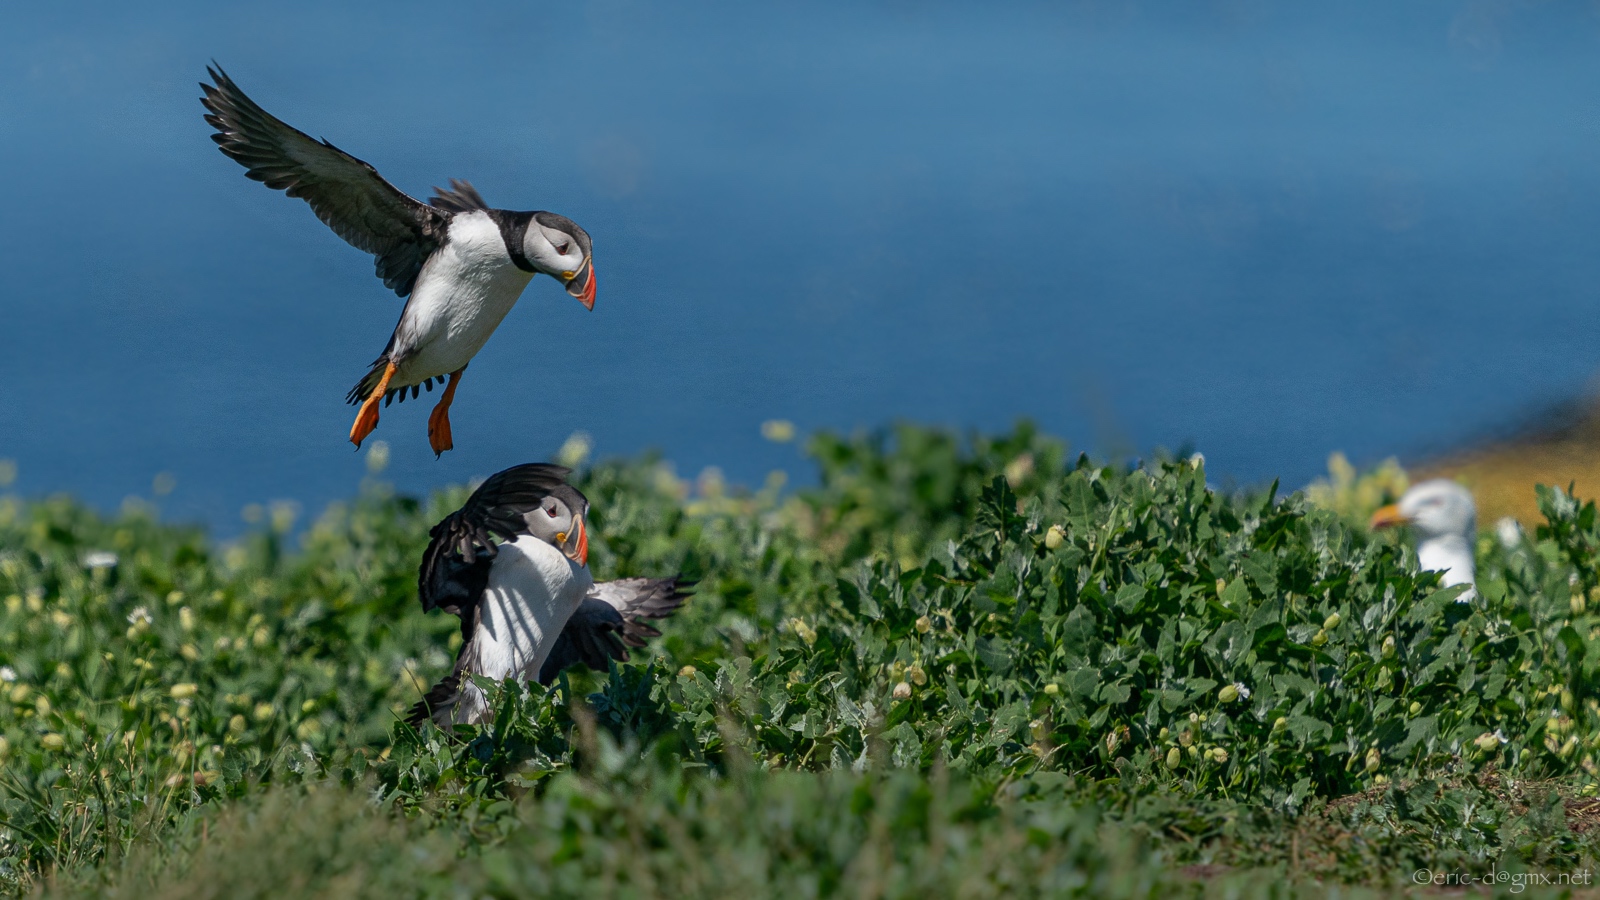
[
  {"left": 199, "top": 66, "right": 597, "bottom": 455},
  {"left": 405, "top": 464, "right": 690, "bottom": 727}
]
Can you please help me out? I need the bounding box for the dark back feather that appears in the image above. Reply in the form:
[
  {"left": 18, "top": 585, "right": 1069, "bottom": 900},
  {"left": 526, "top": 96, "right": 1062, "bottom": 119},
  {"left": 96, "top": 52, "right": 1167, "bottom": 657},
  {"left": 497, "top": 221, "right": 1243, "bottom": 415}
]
[{"left": 429, "top": 179, "right": 490, "bottom": 213}]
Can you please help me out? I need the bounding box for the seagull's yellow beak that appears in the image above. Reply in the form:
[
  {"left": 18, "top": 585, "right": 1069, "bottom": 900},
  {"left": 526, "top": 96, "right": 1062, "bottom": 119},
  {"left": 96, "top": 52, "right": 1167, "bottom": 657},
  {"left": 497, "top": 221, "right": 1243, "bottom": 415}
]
[{"left": 1369, "top": 504, "right": 1409, "bottom": 530}]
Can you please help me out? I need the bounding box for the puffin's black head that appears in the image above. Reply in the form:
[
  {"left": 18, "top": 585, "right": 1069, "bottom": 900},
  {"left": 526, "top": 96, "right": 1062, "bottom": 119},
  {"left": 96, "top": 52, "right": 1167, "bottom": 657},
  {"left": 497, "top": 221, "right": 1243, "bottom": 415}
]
[{"left": 522, "top": 212, "right": 596, "bottom": 310}]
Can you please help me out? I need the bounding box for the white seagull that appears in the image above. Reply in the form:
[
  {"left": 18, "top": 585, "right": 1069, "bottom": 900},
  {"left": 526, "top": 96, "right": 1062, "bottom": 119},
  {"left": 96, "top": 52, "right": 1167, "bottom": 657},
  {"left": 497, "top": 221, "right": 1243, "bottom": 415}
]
[
  {"left": 1370, "top": 479, "right": 1478, "bottom": 601},
  {"left": 406, "top": 464, "right": 689, "bottom": 727}
]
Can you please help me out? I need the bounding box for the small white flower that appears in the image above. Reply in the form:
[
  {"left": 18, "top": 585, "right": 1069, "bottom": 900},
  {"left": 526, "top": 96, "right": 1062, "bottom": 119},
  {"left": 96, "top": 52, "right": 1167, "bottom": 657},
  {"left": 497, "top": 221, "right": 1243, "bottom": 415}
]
[
  {"left": 1233, "top": 682, "right": 1251, "bottom": 700},
  {"left": 127, "top": 606, "right": 153, "bottom": 627},
  {"left": 1495, "top": 517, "right": 1523, "bottom": 549},
  {"left": 0, "top": 666, "right": 14, "bottom": 682},
  {"left": 83, "top": 551, "right": 118, "bottom": 569}
]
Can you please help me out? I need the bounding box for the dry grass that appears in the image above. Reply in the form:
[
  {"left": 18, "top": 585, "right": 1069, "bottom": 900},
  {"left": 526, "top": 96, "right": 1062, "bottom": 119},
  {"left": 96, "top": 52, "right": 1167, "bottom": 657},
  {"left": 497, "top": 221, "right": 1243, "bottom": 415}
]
[{"left": 1415, "top": 396, "right": 1600, "bottom": 526}]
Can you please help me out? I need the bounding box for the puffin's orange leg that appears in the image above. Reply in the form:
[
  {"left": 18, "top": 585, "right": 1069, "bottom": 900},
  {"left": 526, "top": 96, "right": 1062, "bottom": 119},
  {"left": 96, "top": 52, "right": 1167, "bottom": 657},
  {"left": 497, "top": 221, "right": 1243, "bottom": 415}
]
[
  {"left": 349, "top": 362, "right": 398, "bottom": 448},
  {"left": 427, "top": 367, "right": 465, "bottom": 456}
]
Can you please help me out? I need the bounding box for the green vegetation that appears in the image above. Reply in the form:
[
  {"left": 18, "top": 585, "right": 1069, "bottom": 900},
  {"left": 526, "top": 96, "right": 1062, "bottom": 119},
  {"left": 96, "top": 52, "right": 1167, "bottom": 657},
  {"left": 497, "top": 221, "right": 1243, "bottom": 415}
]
[{"left": 5, "top": 424, "right": 1600, "bottom": 896}]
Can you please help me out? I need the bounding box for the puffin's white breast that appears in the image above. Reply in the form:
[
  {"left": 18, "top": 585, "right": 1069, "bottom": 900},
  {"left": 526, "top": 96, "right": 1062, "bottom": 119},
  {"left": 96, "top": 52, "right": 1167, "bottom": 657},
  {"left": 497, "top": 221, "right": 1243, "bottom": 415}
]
[
  {"left": 471, "top": 534, "right": 592, "bottom": 683},
  {"left": 392, "top": 211, "right": 535, "bottom": 382}
]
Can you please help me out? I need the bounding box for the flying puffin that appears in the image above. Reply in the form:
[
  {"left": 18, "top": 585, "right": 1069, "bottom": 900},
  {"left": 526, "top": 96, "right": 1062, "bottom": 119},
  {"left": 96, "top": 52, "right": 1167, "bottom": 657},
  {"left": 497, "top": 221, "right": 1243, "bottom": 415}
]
[
  {"left": 1370, "top": 479, "right": 1478, "bottom": 601},
  {"left": 405, "top": 464, "right": 690, "bottom": 727},
  {"left": 199, "top": 66, "right": 597, "bottom": 455}
]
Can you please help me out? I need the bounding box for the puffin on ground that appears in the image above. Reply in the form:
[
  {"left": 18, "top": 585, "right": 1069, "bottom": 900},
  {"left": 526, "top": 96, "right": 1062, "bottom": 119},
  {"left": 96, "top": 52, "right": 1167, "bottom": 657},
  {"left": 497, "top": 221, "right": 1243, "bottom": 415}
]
[
  {"left": 1370, "top": 479, "right": 1478, "bottom": 601},
  {"left": 405, "top": 464, "right": 690, "bottom": 727},
  {"left": 199, "top": 66, "right": 597, "bottom": 455}
]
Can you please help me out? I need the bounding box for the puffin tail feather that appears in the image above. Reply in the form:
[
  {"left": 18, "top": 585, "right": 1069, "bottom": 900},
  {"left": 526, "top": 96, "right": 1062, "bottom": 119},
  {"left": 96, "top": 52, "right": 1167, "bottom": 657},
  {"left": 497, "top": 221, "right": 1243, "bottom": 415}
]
[{"left": 404, "top": 673, "right": 461, "bottom": 729}]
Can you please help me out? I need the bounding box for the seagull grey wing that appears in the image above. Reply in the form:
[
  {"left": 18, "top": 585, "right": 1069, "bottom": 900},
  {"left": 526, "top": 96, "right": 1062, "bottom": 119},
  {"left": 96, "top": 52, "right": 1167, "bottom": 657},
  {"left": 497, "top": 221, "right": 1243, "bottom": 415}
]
[
  {"left": 586, "top": 577, "right": 694, "bottom": 648},
  {"left": 416, "top": 463, "right": 576, "bottom": 614},
  {"left": 538, "top": 598, "right": 628, "bottom": 685},
  {"left": 200, "top": 65, "right": 450, "bottom": 297}
]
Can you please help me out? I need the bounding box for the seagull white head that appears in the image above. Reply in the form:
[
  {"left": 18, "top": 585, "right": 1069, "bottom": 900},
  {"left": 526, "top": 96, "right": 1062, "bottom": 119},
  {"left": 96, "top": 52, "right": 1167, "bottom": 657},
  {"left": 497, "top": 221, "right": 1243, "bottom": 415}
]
[{"left": 1370, "top": 479, "right": 1477, "bottom": 597}]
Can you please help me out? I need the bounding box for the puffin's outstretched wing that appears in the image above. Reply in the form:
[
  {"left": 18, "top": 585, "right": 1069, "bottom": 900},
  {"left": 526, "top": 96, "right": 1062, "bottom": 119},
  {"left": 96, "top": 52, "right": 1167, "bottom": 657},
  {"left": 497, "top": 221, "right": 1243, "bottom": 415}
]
[
  {"left": 200, "top": 64, "right": 454, "bottom": 297},
  {"left": 538, "top": 577, "right": 692, "bottom": 684}
]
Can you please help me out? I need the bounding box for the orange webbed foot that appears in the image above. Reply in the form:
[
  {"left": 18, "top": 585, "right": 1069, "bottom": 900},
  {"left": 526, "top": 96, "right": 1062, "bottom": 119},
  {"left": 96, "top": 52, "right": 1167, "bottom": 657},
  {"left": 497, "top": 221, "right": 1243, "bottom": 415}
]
[
  {"left": 427, "top": 406, "right": 453, "bottom": 456},
  {"left": 427, "top": 368, "right": 465, "bottom": 457},
  {"left": 349, "top": 362, "right": 398, "bottom": 448}
]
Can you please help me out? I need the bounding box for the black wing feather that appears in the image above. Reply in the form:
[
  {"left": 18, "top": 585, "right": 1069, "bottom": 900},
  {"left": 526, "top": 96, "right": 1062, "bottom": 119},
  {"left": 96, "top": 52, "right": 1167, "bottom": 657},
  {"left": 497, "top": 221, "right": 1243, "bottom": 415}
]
[
  {"left": 200, "top": 64, "right": 453, "bottom": 297},
  {"left": 538, "top": 577, "right": 692, "bottom": 684}
]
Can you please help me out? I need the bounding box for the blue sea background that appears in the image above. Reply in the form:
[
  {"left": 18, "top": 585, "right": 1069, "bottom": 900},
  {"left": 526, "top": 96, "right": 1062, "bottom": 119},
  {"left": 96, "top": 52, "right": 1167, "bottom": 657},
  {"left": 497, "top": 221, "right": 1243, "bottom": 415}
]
[{"left": 2, "top": 1, "right": 1598, "bottom": 531}]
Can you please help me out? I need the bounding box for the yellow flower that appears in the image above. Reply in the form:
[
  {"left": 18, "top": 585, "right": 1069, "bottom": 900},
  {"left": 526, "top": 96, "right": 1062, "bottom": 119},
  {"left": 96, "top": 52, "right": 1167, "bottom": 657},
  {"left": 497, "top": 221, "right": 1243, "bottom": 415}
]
[
  {"left": 790, "top": 619, "right": 817, "bottom": 646},
  {"left": 1044, "top": 525, "right": 1065, "bottom": 550},
  {"left": 252, "top": 703, "right": 275, "bottom": 722},
  {"left": 759, "top": 419, "right": 796, "bottom": 443}
]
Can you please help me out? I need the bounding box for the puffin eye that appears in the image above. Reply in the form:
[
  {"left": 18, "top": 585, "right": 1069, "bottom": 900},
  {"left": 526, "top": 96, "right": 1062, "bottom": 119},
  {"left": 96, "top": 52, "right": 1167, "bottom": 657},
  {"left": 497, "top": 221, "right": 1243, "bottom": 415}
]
[{"left": 554, "top": 241, "right": 571, "bottom": 255}]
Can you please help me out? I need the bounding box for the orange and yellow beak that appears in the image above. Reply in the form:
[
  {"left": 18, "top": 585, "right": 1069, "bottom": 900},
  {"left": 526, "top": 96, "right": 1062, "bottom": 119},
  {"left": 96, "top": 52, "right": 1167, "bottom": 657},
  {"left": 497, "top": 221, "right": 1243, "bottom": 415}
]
[
  {"left": 558, "top": 514, "right": 589, "bottom": 566},
  {"left": 1369, "top": 504, "right": 1409, "bottom": 530},
  {"left": 564, "top": 258, "right": 596, "bottom": 311}
]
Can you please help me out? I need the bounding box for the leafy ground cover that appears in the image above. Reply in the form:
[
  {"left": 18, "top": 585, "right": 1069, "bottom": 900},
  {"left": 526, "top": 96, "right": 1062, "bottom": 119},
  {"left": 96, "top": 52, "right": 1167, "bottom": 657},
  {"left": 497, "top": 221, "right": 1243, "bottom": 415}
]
[{"left": 5, "top": 424, "right": 1600, "bottom": 896}]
